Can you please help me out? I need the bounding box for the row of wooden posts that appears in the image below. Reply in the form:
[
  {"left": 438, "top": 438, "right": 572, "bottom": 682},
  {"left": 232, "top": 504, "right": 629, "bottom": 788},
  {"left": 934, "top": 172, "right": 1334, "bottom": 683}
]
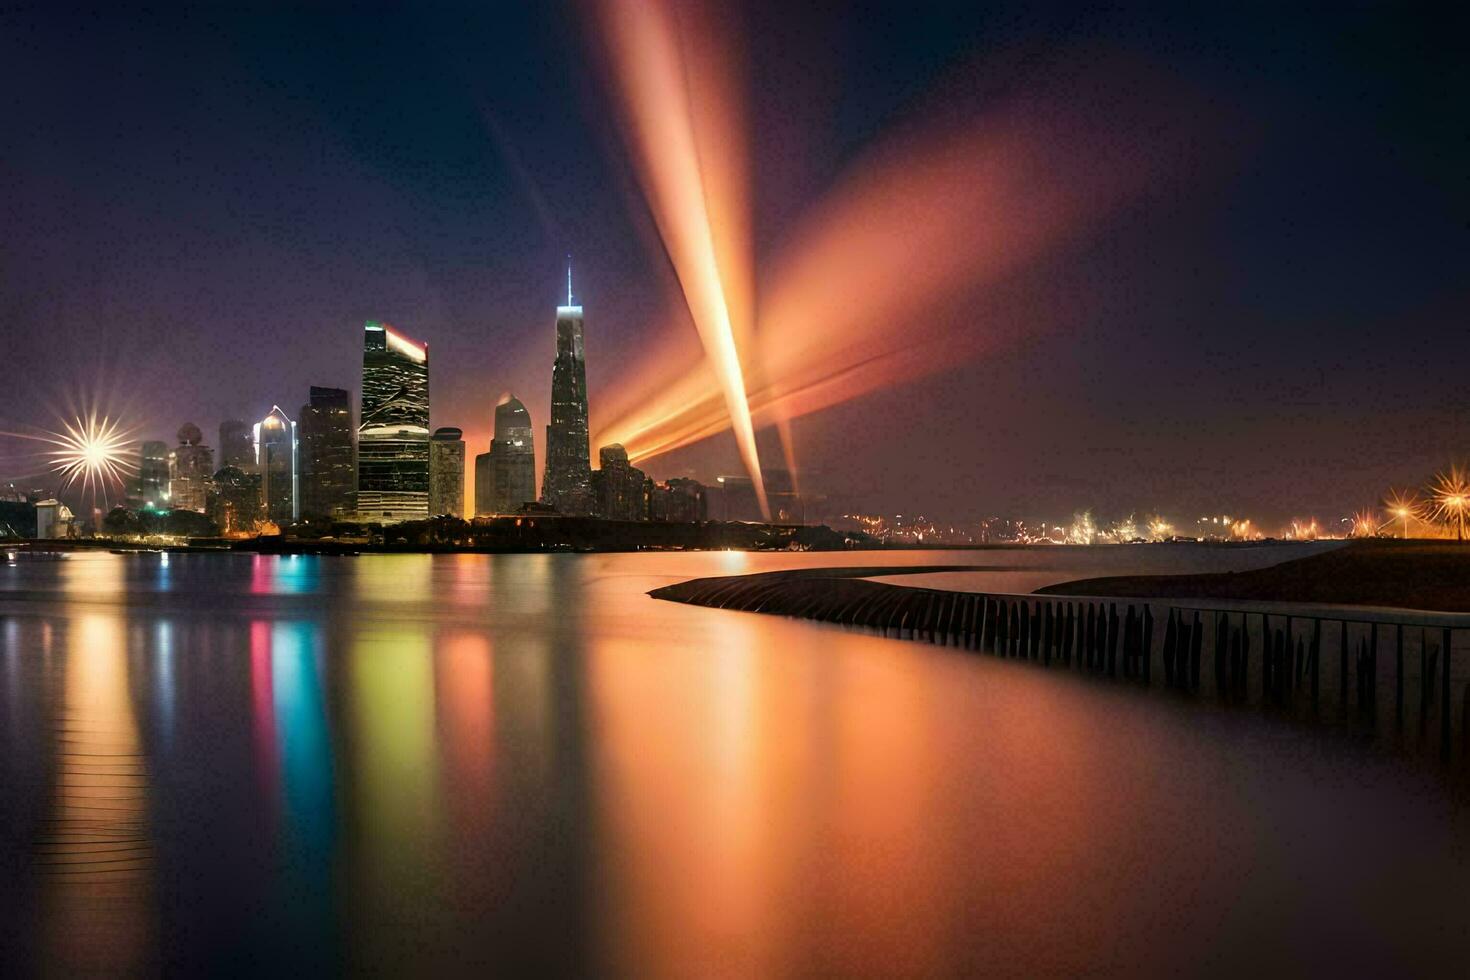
[
  {"left": 884, "top": 592, "right": 1461, "bottom": 758},
  {"left": 651, "top": 571, "right": 1465, "bottom": 759}
]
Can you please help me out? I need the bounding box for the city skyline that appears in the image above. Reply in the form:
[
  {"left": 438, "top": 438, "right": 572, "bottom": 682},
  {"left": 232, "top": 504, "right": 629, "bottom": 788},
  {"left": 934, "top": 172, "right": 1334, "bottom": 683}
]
[{"left": 0, "top": 4, "right": 1464, "bottom": 527}]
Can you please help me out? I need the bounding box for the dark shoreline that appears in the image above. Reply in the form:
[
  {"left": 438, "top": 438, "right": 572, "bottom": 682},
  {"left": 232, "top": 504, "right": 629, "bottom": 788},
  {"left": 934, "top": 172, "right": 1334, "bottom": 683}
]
[{"left": 1037, "top": 539, "right": 1470, "bottom": 613}]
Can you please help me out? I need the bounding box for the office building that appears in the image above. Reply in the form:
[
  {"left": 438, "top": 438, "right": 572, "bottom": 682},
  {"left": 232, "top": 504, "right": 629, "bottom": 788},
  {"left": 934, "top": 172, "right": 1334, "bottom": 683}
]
[
  {"left": 299, "top": 386, "right": 355, "bottom": 519},
  {"left": 474, "top": 395, "right": 536, "bottom": 516},
  {"left": 167, "top": 422, "right": 213, "bottom": 513},
  {"left": 593, "top": 444, "right": 646, "bottom": 521},
  {"left": 35, "top": 499, "right": 75, "bottom": 539},
  {"left": 219, "top": 419, "right": 254, "bottom": 472},
  {"left": 253, "top": 406, "right": 297, "bottom": 524},
  {"left": 650, "top": 478, "right": 708, "bottom": 523},
  {"left": 428, "top": 427, "right": 466, "bottom": 517},
  {"left": 540, "top": 267, "right": 593, "bottom": 515},
  {"left": 358, "top": 321, "right": 430, "bottom": 522},
  {"left": 139, "top": 440, "right": 169, "bottom": 508}
]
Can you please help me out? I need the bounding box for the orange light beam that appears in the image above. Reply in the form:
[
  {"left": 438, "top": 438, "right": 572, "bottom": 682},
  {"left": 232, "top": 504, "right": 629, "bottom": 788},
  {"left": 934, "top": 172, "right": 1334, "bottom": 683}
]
[{"left": 595, "top": 0, "right": 769, "bottom": 519}]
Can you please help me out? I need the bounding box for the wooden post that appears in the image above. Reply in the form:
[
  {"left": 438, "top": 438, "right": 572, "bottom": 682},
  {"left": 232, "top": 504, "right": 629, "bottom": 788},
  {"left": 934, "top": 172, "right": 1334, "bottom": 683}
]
[
  {"left": 1107, "top": 604, "right": 1119, "bottom": 676},
  {"left": 1042, "top": 602, "right": 1053, "bottom": 665},
  {"left": 1310, "top": 619, "right": 1321, "bottom": 705},
  {"left": 1142, "top": 605, "right": 1153, "bottom": 683},
  {"left": 1190, "top": 610, "right": 1203, "bottom": 690},
  {"left": 1442, "top": 627, "right": 1453, "bottom": 760},
  {"left": 1395, "top": 624, "right": 1404, "bottom": 724}
]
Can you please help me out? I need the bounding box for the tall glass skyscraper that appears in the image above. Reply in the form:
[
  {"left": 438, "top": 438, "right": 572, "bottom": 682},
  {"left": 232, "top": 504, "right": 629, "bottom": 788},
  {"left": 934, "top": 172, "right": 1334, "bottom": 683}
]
[
  {"left": 357, "top": 320, "right": 430, "bottom": 522},
  {"left": 167, "top": 422, "right": 213, "bottom": 513},
  {"left": 475, "top": 395, "right": 535, "bottom": 516},
  {"left": 138, "top": 440, "right": 170, "bottom": 509},
  {"left": 299, "top": 386, "right": 356, "bottom": 519},
  {"left": 253, "top": 406, "right": 298, "bottom": 524},
  {"left": 428, "top": 427, "right": 465, "bottom": 518},
  {"left": 541, "top": 269, "right": 593, "bottom": 515},
  {"left": 218, "top": 419, "right": 254, "bottom": 472}
]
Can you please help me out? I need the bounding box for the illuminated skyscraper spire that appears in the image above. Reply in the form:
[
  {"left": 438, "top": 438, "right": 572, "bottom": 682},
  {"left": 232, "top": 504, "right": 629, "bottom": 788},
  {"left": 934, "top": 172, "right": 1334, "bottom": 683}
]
[{"left": 543, "top": 264, "right": 594, "bottom": 514}]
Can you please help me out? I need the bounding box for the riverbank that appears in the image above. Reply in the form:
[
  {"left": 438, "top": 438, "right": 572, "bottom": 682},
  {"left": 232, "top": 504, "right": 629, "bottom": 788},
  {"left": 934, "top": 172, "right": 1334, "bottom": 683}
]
[{"left": 1037, "top": 539, "right": 1470, "bottom": 612}]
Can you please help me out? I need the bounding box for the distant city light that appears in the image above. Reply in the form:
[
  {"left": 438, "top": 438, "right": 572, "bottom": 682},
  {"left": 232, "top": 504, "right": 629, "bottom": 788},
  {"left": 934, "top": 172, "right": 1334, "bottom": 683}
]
[{"left": 40, "top": 413, "right": 136, "bottom": 506}]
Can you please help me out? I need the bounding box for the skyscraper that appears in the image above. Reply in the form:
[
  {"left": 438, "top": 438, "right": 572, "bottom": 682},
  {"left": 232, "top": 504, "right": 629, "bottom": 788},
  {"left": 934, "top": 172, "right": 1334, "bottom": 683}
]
[
  {"left": 167, "top": 422, "right": 213, "bottom": 513},
  {"left": 541, "top": 265, "right": 593, "bottom": 515},
  {"left": 593, "top": 444, "right": 646, "bottom": 521},
  {"left": 253, "top": 406, "right": 297, "bottom": 525},
  {"left": 298, "top": 386, "right": 355, "bottom": 519},
  {"left": 138, "top": 441, "right": 169, "bottom": 508},
  {"left": 475, "top": 395, "right": 536, "bottom": 516},
  {"left": 219, "top": 419, "right": 254, "bottom": 472},
  {"left": 358, "top": 320, "right": 430, "bottom": 522},
  {"left": 428, "top": 427, "right": 465, "bottom": 517}
]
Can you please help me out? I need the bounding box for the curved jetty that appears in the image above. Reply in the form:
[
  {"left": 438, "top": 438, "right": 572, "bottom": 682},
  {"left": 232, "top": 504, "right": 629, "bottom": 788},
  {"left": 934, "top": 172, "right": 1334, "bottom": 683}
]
[{"left": 652, "top": 549, "right": 1470, "bottom": 761}]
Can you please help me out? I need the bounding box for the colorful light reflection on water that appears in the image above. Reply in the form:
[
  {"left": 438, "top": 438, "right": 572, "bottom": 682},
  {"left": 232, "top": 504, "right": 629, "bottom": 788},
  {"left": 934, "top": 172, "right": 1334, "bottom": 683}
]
[{"left": 1, "top": 547, "right": 1469, "bottom": 974}]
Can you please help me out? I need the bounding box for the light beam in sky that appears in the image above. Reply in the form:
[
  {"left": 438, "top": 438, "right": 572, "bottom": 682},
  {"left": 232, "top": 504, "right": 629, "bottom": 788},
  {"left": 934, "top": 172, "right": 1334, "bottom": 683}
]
[
  {"left": 594, "top": 74, "right": 1164, "bottom": 465},
  {"left": 593, "top": 0, "right": 769, "bottom": 519}
]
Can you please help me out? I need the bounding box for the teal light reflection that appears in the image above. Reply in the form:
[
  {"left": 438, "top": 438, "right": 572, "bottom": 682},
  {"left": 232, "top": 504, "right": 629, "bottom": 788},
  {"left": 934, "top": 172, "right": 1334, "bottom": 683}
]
[
  {"left": 271, "top": 621, "right": 335, "bottom": 850},
  {"left": 270, "top": 555, "right": 321, "bottom": 595}
]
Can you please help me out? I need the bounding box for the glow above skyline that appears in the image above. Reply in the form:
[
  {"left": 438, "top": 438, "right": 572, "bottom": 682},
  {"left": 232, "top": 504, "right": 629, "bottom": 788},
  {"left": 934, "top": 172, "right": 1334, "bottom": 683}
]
[{"left": 595, "top": 0, "right": 769, "bottom": 520}]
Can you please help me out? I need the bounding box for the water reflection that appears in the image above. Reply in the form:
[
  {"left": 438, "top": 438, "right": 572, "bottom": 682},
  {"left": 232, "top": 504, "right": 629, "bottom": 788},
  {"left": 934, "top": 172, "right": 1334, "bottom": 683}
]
[
  {"left": 36, "top": 611, "right": 155, "bottom": 974},
  {"left": 2, "top": 548, "right": 1469, "bottom": 974},
  {"left": 271, "top": 621, "right": 334, "bottom": 855},
  {"left": 347, "top": 626, "right": 443, "bottom": 966}
]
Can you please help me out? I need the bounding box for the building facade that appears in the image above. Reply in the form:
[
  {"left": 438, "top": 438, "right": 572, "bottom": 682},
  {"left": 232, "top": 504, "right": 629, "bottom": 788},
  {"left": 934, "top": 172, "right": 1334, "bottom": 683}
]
[
  {"left": 207, "top": 465, "right": 261, "bottom": 534},
  {"left": 219, "top": 419, "right": 254, "bottom": 472},
  {"left": 138, "top": 440, "right": 170, "bottom": 508},
  {"left": 358, "top": 321, "right": 430, "bottom": 522},
  {"left": 253, "top": 406, "right": 297, "bottom": 525},
  {"left": 593, "top": 444, "right": 646, "bottom": 521},
  {"left": 428, "top": 427, "right": 466, "bottom": 517},
  {"left": 475, "top": 395, "right": 536, "bottom": 516},
  {"left": 167, "top": 422, "right": 214, "bottom": 513},
  {"left": 541, "top": 275, "right": 593, "bottom": 515},
  {"left": 299, "top": 386, "right": 355, "bottom": 520},
  {"left": 650, "top": 477, "right": 708, "bottom": 523},
  {"left": 35, "top": 499, "right": 75, "bottom": 539}
]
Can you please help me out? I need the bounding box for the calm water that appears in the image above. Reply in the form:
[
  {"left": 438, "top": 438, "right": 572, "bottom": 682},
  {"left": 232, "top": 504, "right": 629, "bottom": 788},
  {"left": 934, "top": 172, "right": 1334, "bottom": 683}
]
[{"left": 2, "top": 546, "right": 1469, "bottom": 975}]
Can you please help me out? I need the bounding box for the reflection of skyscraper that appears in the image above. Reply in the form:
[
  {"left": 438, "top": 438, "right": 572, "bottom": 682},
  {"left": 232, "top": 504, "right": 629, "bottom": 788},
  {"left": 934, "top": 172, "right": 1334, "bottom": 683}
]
[
  {"left": 428, "top": 427, "right": 465, "bottom": 518},
  {"left": 254, "top": 406, "right": 298, "bottom": 524},
  {"left": 541, "top": 267, "right": 592, "bottom": 515},
  {"left": 358, "top": 321, "right": 430, "bottom": 523},
  {"left": 168, "top": 422, "right": 214, "bottom": 513},
  {"left": 474, "top": 395, "right": 535, "bottom": 516},
  {"left": 219, "top": 419, "right": 255, "bottom": 472},
  {"left": 139, "top": 440, "right": 169, "bottom": 508},
  {"left": 592, "top": 444, "right": 646, "bottom": 521},
  {"left": 299, "top": 386, "right": 356, "bottom": 519}
]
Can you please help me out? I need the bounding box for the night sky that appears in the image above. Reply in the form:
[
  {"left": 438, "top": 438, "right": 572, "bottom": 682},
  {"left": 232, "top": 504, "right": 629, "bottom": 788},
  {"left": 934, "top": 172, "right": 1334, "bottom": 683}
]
[{"left": 2, "top": 2, "right": 1465, "bottom": 527}]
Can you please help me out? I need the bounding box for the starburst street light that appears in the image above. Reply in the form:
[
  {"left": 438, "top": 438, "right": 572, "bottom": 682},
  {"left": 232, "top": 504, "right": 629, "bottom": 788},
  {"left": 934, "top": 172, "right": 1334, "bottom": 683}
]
[
  {"left": 1429, "top": 468, "right": 1470, "bottom": 542},
  {"left": 1383, "top": 489, "right": 1423, "bottom": 540},
  {"left": 41, "top": 413, "right": 136, "bottom": 506}
]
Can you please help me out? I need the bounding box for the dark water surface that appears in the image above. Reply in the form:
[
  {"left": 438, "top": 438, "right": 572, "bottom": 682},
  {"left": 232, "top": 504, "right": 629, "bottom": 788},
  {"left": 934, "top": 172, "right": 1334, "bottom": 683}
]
[{"left": 2, "top": 546, "right": 1469, "bottom": 975}]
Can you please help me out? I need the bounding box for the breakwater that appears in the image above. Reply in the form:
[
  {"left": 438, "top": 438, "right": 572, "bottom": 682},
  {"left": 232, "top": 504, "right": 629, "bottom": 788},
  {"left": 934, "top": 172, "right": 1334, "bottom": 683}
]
[{"left": 652, "top": 566, "right": 1470, "bottom": 760}]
